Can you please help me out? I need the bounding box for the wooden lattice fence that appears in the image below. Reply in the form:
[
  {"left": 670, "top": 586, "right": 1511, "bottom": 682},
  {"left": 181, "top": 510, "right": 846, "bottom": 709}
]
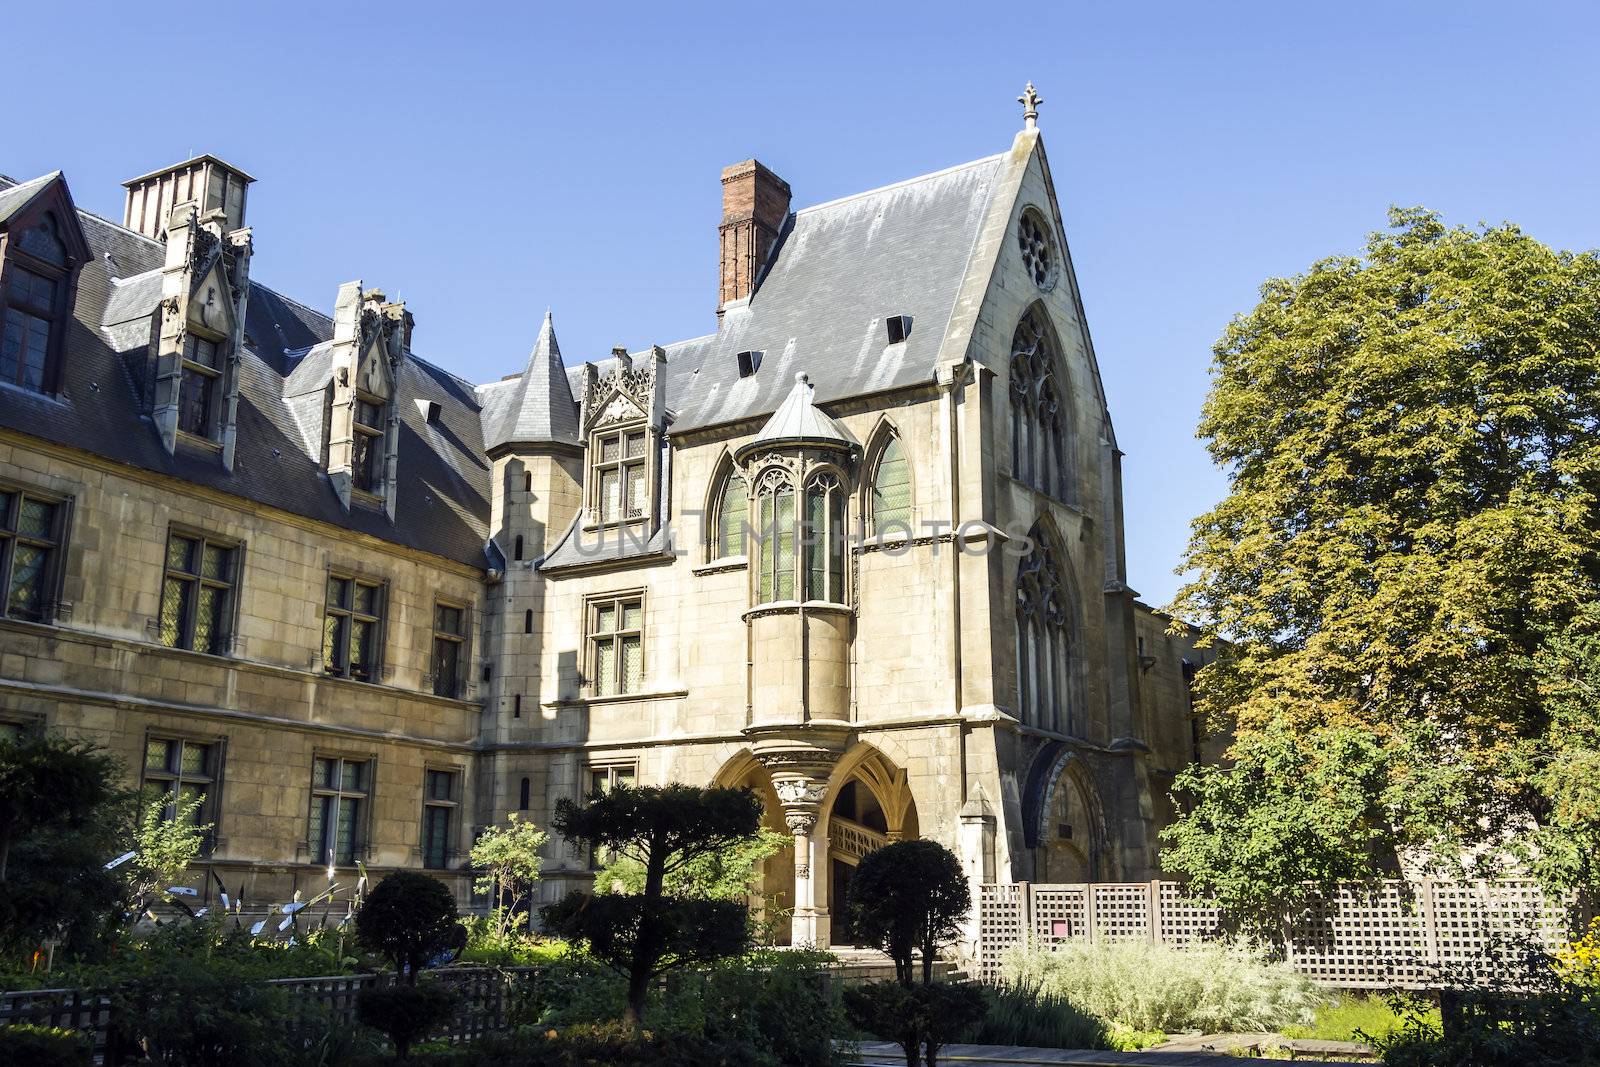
[{"left": 978, "top": 879, "right": 1574, "bottom": 989}]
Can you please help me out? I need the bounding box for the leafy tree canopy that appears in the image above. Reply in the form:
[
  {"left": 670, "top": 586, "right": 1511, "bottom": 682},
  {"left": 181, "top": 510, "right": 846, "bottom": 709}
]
[
  {"left": 846, "top": 839, "right": 970, "bottom": 987},
  {"left": 355, "top": 871, "right": 463, "bottom": 982},
  {"left": 469, "top": 812, "right": 547, "bottom": 941},
  {"left": 594, "top": 825, "right": 789, "bottom": 902},
  {"left": 1165, "top": 208, "right": 1600, "bottom": 917}
]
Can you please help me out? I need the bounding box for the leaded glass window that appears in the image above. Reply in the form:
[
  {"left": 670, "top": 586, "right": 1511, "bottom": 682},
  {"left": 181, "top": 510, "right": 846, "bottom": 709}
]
[
  {"left": 324, "top": 575, "right": 383, "bottom": 681},
  {"left": 422, "top": 768, "right": 458, "bottom": 869},
  {"left": 870, "top": 437, "right": 912, "bottom": 534},
  {"left": 714, "top": 472, "right": 747, "bottom": 559},
  {"left": 2, "top": 266, "right": 59, "bottom": 394},
  {"left": 1010, "top": 307, "right": 1069, "bottom": 500},
  {"left": 0, "top": 488, "right": 63, "bottom": 622},
  {"left": 753, "top": 469, "right": 796, "bottom": 604},
  {"left": 309, "top": 756, "right": 369, "bottom": 867},
  {"left": 143, "top": 737, "right": 217, "bottom": 831},
  {"left": 160, "top": 531, "right": 237, "bottom": 654},
  {"left": 431, "top": 602, "right": 466, "bottom": 698},
  {"left": 593, "top": 427, "right": 647, "bottom": 524},
  {"left": 803, "top": 473, "right": 847, "bottom": 604},
  {"left": 589, "top": 594, "right": 643, "bottom": 697},
  {"left": 1015, "top": 535, "right": 1073, "bottom": 733}
]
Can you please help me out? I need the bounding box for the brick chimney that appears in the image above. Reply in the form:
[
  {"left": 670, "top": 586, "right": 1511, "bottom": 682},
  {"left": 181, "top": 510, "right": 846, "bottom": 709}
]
[{"left": 719, "top": 159, "right": 790, "bottom": 314}]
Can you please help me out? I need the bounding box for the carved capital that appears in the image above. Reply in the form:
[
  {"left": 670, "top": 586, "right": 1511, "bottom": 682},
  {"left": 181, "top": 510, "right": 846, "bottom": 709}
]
[
  {"left": 785, "top": 809, "right": 818, "bottom": 836},
  {"left": 774, "top": 778, "right": 827, "bottom": 810}
]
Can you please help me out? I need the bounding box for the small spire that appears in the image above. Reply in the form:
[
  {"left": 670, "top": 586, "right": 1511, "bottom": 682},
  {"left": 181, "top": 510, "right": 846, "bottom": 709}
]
[{"left": 1018, "top": 81, "right": 1043, "bottom": 130}]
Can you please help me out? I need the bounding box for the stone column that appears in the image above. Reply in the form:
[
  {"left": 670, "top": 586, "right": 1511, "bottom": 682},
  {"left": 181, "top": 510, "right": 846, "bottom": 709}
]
[
  {"left": 957, "top": 782, "right": 997, "bottom": 964},
  {"left": 775, "top": 776, "right": 828, "bottom": 947}
]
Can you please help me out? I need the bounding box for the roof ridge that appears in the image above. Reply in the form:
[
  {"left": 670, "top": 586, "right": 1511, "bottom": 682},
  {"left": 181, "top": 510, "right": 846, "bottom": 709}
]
[{"left": 794, "top": 152, "right": 1006, "bottom": 218}]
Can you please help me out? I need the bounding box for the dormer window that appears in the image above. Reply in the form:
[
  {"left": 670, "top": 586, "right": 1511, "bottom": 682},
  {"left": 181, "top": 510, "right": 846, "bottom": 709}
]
[
  {"left": 352, "top": 396, "right": 385, "bottom": 494},
  {"left": 594, "top": 426, "right": 647, "bottom": 524},
  {"left": 2, "top": 264, "right": 61, "bottom": 394},
  {"left": 177, "top": 334, "right": 224, "bottom": 439}
]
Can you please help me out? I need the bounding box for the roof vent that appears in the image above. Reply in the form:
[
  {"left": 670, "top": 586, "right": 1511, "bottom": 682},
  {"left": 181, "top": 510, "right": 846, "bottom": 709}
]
[
  {"left": 886, "top": 315, "right": 912, "bottom": 345},
  {"left": 737, "top": 350, "right": 763, "bottom": 378},
  {"left": 415, "top": 398, "right": 442, "bottom": 424}
]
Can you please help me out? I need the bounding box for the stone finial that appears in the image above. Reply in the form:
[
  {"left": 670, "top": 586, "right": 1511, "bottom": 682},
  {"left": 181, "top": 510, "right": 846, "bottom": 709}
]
[{"left": 1018, "top": 81, "right": 1043, "bottom": 129}]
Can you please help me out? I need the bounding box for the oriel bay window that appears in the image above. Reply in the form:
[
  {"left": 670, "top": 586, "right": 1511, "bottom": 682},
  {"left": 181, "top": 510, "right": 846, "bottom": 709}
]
[
  {"left": 0, "top": 486, "right": 66, "bottom": 622},
  {"left": 352, "top": 396, "right": 385, "bottom": 493},
  {"left": 431, "top": 602, "right": 467, "bottom": 698},
  {"left": 751, "top": 467, "right": 848, "bottom": 606},
  {"left": 588, "top": 594, "right": 642, "bottom": 697},
  {"left": 309, "top": 756, "right": 370, "bottom": 867},
  {"left": 143, "top": 736, "right": 219, "bottom": 829},
  {"left": 177, "top": 334, "right": 224, "bottom": 439},
  {"left": 421, "top": 768, "right": 459, "bottom": 869},
  {"left": 593, "top": 426, "right": 647, "bottom": 525},
  {"left": 324, "top": 575, "right": 384, "bottom": 681},
  {"left": 160, "top": 531, "right": 238, "bottom": 654}
]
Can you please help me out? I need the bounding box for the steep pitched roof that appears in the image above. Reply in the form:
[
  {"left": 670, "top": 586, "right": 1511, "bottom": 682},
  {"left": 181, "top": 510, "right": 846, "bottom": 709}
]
[
  {"left": 0, "top": 172, "right": 59, "bottom": 225},
  {"left": 0, "top": 172, "right": 493, "bottom": 567},
  {"left": 562, "top": 152, "right": 1006, "bottom": 435},
  {"left": 478, "top": 311, "right": 579, "bottom": 451}
]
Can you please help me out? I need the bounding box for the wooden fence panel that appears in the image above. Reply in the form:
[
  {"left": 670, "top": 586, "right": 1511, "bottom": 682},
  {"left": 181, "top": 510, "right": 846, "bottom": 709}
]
[{"left": 977, "top": 879, "right": 1573, "bottom": 990}]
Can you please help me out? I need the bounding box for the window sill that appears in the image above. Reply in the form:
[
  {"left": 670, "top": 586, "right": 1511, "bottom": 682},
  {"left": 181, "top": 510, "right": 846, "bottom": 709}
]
[
  {"left": 693, "top": 556, "right": 748, "bottom": 576},
  {"left": 581, "top": 517, "right": 651, "bottom": 535},
  {"left": 742, "top": 600, "right": 853, "bottom": 622},
  {"left": 176, "top": 431, "right": 223, "bottom": 453},
  {"left": 545, "top": 687, "right": 689, "bottom": 709}
]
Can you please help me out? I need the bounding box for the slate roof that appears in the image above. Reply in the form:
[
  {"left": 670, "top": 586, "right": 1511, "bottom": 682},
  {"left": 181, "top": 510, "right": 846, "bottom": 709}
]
[
  {"left": 0, "top": 174, "right": 491, "bottom": 567},
  {"left": 744, "top": 371, "right": 858, "bottom": 452},
  {"left": 0, "top": 146, "right": 1009, "bottom": 572},
  {"left": 477, "top": 311, "right": 579, "bottom": 451},
  {"left": 560, "top": 152, "right": 1005, "bottom": 435}
]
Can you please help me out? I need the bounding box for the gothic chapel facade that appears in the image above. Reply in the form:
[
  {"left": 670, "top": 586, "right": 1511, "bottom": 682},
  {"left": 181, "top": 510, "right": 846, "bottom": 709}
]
[{"left": 0, "top": 91, "right": 1205, "bottom": 948}]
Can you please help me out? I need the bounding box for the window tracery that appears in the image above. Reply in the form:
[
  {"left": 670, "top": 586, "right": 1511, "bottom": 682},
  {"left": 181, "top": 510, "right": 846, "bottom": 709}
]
[
  {"left": 1015, "top": 534, "right": 1072, "bottom": 732},
  {"left": 1010, "top": 307, "right": 1068, "bottom": 500}
]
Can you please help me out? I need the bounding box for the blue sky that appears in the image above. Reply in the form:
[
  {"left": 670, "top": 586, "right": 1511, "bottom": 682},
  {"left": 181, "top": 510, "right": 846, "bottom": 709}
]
[{"left": 7, "top": 2, "right": 1597, "bottom": 607}]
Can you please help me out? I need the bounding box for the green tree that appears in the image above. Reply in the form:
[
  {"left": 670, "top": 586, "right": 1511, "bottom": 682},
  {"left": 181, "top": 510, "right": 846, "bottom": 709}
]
[
  {"left": 540, "top": 783, "right": 762, "bottom": 1027},
  {"left": 469, "top": 812, "right": 547, "bottom": 942},
  {"left": 355, "top": 871, "right": 465, "bottom": 983},
  {"left": 594, "top": 825, "right": 788, "bottom": 902},
  {"left": 0, "top": 733, "right": 122, "bottom": 882},
  {"left": 128, "top": 791, "right": 211, "bottom": 911},
  {"left": 1525, "top": 602, "right": 1600, "bottom": 905},
  {"left": 1165, "top": 208, "right": 1600, "bottom": 918},
  {"left": 846, "top": 839, "right": 970, "bottom": 987}
]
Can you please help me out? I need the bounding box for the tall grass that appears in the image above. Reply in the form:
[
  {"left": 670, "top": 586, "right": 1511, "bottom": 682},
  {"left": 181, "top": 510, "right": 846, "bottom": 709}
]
[
  {"left": 962, "top": 981, "right": 1108, "bottom": 1049},
  {"left": 1001, "top": 939, "right": 1323, "bottom": 1034}
]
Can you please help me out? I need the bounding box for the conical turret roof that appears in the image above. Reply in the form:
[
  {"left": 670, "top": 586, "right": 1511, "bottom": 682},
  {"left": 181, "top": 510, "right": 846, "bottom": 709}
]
[
  {"left": 742, "top": 372, "right": 857, "bottom": 453},
  {"left": 485, "top": 311, "right": 579, "bottom": 450}
]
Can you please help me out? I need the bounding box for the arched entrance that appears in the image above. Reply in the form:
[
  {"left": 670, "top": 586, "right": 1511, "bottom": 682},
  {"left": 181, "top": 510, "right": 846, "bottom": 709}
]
[
  {"left": 818, "top": 745, "right": 919, "bottom": 946},
  {"left": 713, "top": 743, "right": 920, "bottom": 948},
  {"left": 712, "top": 751, "right": 795, "bottom": 944},
  {"left": 1023, "top": 745, "right": 1105, "bottom": 883}
]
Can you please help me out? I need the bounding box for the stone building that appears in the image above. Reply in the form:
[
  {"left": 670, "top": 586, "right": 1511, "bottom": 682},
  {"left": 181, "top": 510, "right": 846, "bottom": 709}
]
[{"left": 0, "top": 90, "right": 1201, "bottom": 946}]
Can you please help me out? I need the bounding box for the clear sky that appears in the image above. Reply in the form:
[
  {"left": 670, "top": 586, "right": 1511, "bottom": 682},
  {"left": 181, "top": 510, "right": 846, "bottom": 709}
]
[{"left": 7, "top": 2, "right": 1597, "bottom": 608}]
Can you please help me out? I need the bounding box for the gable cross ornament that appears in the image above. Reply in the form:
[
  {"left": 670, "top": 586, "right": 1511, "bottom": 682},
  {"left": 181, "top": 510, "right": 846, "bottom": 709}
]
[{"left": 1019, "top": 82, "right": 1043, "bottom": 129}]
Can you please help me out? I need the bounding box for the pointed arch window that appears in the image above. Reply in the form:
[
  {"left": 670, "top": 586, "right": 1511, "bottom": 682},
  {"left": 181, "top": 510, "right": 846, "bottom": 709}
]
[
  {"left": 1010, "top": 307, "right": 1069, "bottom": 501},
  {"left": 1015, "top": 535, "right": 1072, "bottom": 732},
  {"left": 711, "top": 467, "right": 748, "bottom": 559},
  {"left": 753, "top": 468, "right": 796, "bottom": 603},
  {"left": 869, "top": 436, "right": 912, "bottom": 534},
  {"left": 803, "top": 472, "right": 847, "bottom": 604}
]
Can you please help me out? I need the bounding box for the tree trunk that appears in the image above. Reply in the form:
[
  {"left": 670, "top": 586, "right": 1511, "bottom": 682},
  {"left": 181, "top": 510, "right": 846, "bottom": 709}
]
[{"left": 0, "top": 835, "right": 9, "bottom": 882}]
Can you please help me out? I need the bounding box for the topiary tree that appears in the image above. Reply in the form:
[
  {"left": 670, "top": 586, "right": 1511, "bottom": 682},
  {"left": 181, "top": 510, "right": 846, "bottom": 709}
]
[
  {"left": 844, "top": 839, "right": 982, "bottom": 1067},
  {"left": 355, "top": 871, "right": 464, "bottom": 983},
  {"left": 846, "top": 839, "right": 971, "bottom": 986},
  {"left": 355, "top": 981, "right": 459, "bottom": 1061},
  {"left": 540, "top": 782, "right": 763, "bottom": 1027}
]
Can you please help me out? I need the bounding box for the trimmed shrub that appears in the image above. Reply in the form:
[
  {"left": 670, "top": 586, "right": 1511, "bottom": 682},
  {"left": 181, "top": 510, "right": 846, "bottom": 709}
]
[
  {"left": 845, "top": 980, "right": 986, "bottom": 1067},
  {"left": 356, "top": 872, "right": 465, "bottom": 981},
  {"left": 962, "top": 981, "right": 1108, "bottom": 1050},
  {"left": 1001, "top": 939, "right": 1321, "bottom": 1033},
  {"left": 0, "top": 1024, "right": 92, "bottom": 1067},
  {"left": 357, "top": 980, "right": 460, "bottom": 1059}
]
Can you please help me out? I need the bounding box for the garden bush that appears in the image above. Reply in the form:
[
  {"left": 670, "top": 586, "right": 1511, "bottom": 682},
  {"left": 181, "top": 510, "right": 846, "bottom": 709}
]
[
  {"left": 844, "top": 980, "right": 987, "bottom": 1067},
  {"left": 356, "top": 872, "right": 465, "bottom": 981},
  {"left": 377, "top": 1021, "right": 764, "bottom": 1066},
  {"left": 0, "top": 1024, "right": 92, "bottom": 1066},
  {"left": 357, "top": 979, "right": 460, "bottom": 1059},
  {"left": 1001, "top": 938, "right": 1321, "bottom": 1033},
  {"left": 961, "top": 981, "right": 1107, "bottom": 1050}
]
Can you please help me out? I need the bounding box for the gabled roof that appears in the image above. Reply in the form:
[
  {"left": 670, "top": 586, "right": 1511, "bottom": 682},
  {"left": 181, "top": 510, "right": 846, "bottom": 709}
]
[
  {"left": 744, "top": 371, "right": 857, "bottom": 452},
  {"left": 478, "top": 311, "right": 579, "bottom": 451},
  {"left": 562, "top": 152, "right": 1006, "bottom": 436},
  {"left": 0, "top": 172, "right": 59, "bottom": 226}
]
